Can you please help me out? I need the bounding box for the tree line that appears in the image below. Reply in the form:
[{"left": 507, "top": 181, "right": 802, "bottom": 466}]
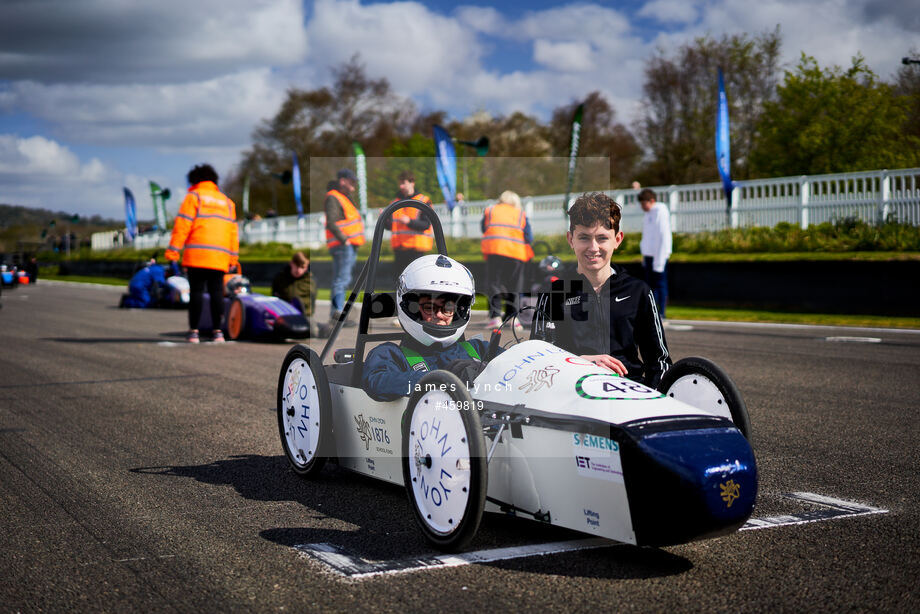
[{"left": 225, "top": 31, "right": 920, "bottom": 218}]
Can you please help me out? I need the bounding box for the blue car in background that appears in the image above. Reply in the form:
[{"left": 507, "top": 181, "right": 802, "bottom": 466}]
[{"left": 198, "top": 275, "right": 312, "bottom": 341}]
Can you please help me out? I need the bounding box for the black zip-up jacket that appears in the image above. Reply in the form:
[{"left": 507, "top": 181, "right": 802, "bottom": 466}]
[{"left": 533, "top": 263, "right": 670, "bottom": 388}]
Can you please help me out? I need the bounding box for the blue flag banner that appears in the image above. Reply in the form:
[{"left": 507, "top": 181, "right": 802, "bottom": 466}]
[
  {"left": 123, "top": 187, "right": 137, "bottom": 242},
  {"left": 292, "top": 151, "right": 304, "bottom": 218},
  {"left": 433, "top": 124, "right": 457, "bottom": 211},
  {"left": 716, "top": 68, "right": 733, "bottom": 207}
]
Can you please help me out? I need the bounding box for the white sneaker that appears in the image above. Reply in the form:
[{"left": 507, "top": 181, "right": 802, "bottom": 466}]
[
  {"left": 512, "top": 318, "right": 524, "bottom": 332},
  {"left": 485, "top": 317, "right": 502, "bottom": 328}
]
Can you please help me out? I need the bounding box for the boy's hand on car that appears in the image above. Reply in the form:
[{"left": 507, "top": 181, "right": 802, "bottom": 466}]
[{"left": 581, "top": 354, "right": 627, "bottom": 376}]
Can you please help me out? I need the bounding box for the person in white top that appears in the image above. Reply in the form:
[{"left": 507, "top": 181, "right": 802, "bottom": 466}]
[{"left": 638, "top": 188, "right": 672, "bottom": 318}]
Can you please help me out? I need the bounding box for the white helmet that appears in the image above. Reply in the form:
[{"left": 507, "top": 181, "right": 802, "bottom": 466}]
[
  {"left": 225, "top": 275, "right": 250, "bottom": 295},
  {"left": 396, "top": 254, "right": 474, "bottom": 347}
]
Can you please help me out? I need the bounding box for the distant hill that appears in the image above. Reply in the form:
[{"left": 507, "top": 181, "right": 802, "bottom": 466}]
[
  {"left": 0, "top": 203, "right": 120, "bottom": 229},
  {"left": 0, "top": 203, "right": 124, "bottom": 253}
]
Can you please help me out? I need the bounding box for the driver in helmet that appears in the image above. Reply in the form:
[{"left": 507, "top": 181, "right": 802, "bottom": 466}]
[
  {"left": 362, "top": 254, "right": 493, "bottom": 402},
  {"left": 225, "top": 275, "right": 250, "bottom": 295}
]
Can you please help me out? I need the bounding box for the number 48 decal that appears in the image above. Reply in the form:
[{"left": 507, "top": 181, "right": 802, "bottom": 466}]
[{"left": 575, "top": 374, "right": 664, "bottom": 400}]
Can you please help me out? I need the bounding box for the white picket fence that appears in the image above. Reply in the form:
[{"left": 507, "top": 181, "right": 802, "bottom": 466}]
[{"left": 93, "top": 167, "right": 920, "bottom": 251}]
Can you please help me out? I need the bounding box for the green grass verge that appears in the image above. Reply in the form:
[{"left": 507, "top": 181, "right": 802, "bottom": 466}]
[
  {"left": 43, "top": 274, "right": 918, "bottom": 330},
  {"left": 667, "top": 251, "right": 920, "bottom": 263},
  {"left": 667, "top": 306, "right": 920, "bottom": 329}
]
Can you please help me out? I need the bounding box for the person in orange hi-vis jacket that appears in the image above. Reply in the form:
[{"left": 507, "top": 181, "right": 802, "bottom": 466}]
[
  {"left": 480, "top": 190, "right": 534, "bottom": 330},
  {"left": 165, "top": 164, "right": 239, "bottom": 344},
  {"left": 324, "top": 168, "right": 364, "bottom": 327},
  {"left": 384, "top": 170, "right": 435, "bottom": 284}
]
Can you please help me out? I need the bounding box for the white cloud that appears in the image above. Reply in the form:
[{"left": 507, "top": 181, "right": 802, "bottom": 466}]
[
  {"left": 2, "top": 70, "right": 285, "bottom": 148},
  {"left": 516, "top": 4, "right": 632, "bottom": 41},
  {"left": 0, "top": 134, "right": 126, "bottom": 216},
  {"left": 0, "top": 134, "right": 107, "bottom": 180},
  {"left": 298, "top": 1, "right": 648, "bottom": 119},
  {"left": 533, "top": 40, "right": 594, "bottom": 72},
  {"left": 455, "top": 5, "right": 507, "bottom": 34},
  {"left": 662, "top": 0, "right": 914, "bottom": 77},
  {"left": 638, "top": 0, "right": 699, "bottom": 24},
  {"left": 0, "top": 0, "right": 307, "bottom": 83},
  {"left": 304, "top": 0, "right": 483, "bottom": 101}
]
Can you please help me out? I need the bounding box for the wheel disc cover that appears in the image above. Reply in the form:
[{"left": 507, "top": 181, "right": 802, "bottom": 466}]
[
  {"left": 408, "top": 390, "right": 473, "bottom": 536},
  {"left": 281, "top": 358, "right": 320, "bottom": 467},
  {"left": 228, "top": 302, "right": 243, "bottom": 337},
  {"left": 667, "top": 374, "right": 732, "bottom": 421}
]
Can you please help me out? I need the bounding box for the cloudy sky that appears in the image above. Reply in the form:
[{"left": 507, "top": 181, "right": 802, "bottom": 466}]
[{"left": 0, "top": 0, "right": 915, "bottom": 221}]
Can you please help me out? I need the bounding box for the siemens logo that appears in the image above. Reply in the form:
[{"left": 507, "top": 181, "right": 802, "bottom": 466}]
[{"left": 572, "top": 433, "right": 619, "bottom": 451}]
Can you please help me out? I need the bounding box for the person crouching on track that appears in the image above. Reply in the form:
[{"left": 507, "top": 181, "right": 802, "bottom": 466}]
[
  {"left": 121, "top": 252, "right": 167, "bottom": 308},
  {"left": 363, "top": 255, "right": 493, "bottom": 401}
]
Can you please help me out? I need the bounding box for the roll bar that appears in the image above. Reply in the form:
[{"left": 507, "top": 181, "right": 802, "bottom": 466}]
[{"left": 319, "top": 199, "right": 449, "bottom": 387}]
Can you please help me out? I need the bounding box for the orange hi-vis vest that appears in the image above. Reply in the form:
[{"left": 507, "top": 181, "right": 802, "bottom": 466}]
[
  {"left": 390, "top": 194, "right": 434, "bottom": 251},
  {"left": 165, "top": 181, "right": 239, "bottom": 272},
  {"left": 325, "top": 189, "right": 366, "bottom": 248},
  {"left": 481, "top": 202, "right": 533, "bottom": 261}
]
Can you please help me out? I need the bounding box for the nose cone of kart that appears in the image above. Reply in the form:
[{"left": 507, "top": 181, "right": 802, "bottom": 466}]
[
  {"left": 273, "top": 314, "right": 309, "bottom": 338},
  {"left": 622, "top": 425, "right": 757, "bottom": 547}
]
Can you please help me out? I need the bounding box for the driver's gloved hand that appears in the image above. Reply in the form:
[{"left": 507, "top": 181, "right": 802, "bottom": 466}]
[{"left": 446, "top": 359, "right": 485, "bottom": 387}]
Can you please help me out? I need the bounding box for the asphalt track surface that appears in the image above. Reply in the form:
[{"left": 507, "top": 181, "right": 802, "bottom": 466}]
[{"left": 1, "top": 281, "right": 918, "bottom": 613}]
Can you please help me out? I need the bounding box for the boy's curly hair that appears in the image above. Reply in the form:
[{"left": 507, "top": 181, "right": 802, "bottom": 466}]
[{"left": 568, "top": 192, "right": 621, "bottom": 233}]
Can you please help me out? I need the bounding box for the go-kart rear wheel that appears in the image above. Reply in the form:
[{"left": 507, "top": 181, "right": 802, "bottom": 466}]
[
  {"left": 402, "top": 370, "right": 487, "bottom": 552},
  {"left": 227, "top": 297, "right": 245, "bottom": 340},
  {"left": 277, "top": 345, "right": 333, "bottom": 476},
  {"left": 658, "top": 357, "right": 752, "bottom": 441}
]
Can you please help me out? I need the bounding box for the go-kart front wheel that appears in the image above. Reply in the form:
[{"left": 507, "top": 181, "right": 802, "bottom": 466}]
[
  {"left": 226, "top": 298, "right": 245, "bottom": 340},
  {"left": 402, "top": 370, "right": 487, "bottom": 552},
  {"left": 277, "top": 345, "right": 333, "bottom": 476},
  {"left": 658, "top": 357, "right": 752, "bottom": 441}
]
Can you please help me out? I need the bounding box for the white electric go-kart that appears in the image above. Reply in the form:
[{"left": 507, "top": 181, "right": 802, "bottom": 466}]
[{"left": 276, "top": 200, "right": 757, "bottom": 552}]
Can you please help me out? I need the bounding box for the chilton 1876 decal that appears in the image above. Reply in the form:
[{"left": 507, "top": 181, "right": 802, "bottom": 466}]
[{"left": 354, "top": 413, "right": 392, "bottom": 454}]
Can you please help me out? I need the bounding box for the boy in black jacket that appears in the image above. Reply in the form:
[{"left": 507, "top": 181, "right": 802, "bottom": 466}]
[{"left": 533, "top": 192, "right": 670, "bottom": 388}]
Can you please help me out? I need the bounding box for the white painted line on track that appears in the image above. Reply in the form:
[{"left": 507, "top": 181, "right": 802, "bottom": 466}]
[
  {"left": 295, "top": 538, "right": 612, "bottom": 579},
  {"left": 740, "top": 492, "right": 888, "bottom": 531},
  {"left": 825, "top": 336, "right": 882, "bottom": 343},
  {"left": 294, "top": 492, "right": 888, "bottom": 579}
]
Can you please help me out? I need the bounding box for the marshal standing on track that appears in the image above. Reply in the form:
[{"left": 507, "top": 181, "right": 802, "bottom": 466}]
[
  {"left": 165, "top": 164, "right": 239, "bottom": 344},
  {"left": 533, "top": 192, "right": 670, "bottom": 388}
]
